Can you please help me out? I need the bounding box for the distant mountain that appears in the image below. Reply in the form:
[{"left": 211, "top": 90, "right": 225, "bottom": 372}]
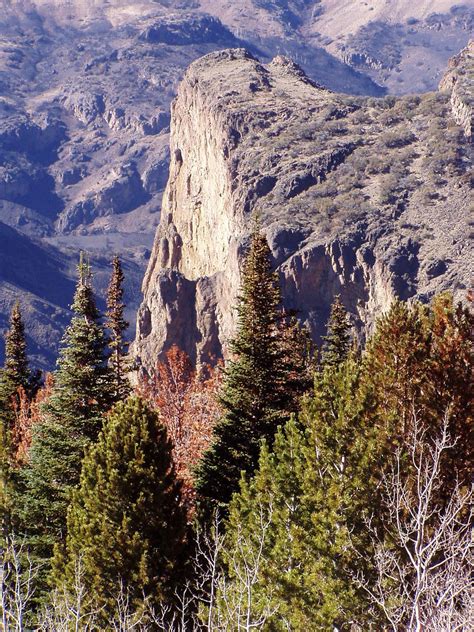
[{"left": 0, "top": 0, "right": 471, "bottom": 368}]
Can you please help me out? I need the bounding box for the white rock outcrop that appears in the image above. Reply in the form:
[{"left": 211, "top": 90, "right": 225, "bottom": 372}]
[{"left": 133, "top": 48, "right": 472, "bottom": 372}]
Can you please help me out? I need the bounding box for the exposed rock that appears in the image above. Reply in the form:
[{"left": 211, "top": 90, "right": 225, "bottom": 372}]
[
  {"left": 333, "top": 6, "right": 473, "bottom": 94},
  {"left": 439, "top": 40, "right": 473, "bottom": 139},
  {"left": 139, "top": 14, "right": 239, "bottom": 46},
  {"left": 133, "top": 48, "right": 472, "bottom": 372},
  {"left": 0, "top": 0, "right": 471, "bottom": 368},
  {"left": 57, "top": 162, "right": 149, "bottom": 232}
]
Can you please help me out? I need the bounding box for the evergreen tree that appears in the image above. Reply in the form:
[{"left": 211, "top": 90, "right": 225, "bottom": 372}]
[
  {"left": 195, "top": 222, "right": 294, "bottom": 518},
  {"left": 0, "top": 303, "right": 38, "bottom": 541},
  {"left": 1, "top": 302, "right": 30, "bottom": 391},
  {"left": 362, "top": 294, "right": 473, "bottom": 493},
  {"left": 54, "top": 396, "right": 188, "bottom": 619},
  {"left": 106, "top": 255, "right": 130, "bottom": 400},
  {"left": 321, "top": 294, "right": 351, "bottom": 368},
  {"left": 223, "top": 353, "right": 381, "bottom": 630},
  {"left": 222, "top": 418, "right": 309, "bottom": 629},
  {"left": 0, "top": 302, "right": 39, "bottom": 430},
  {"left": 19, "top": 253, "right": 114, "bottom": 563},
  {"left": 277, "top": 309, "right": 314, "bottom": 409}
]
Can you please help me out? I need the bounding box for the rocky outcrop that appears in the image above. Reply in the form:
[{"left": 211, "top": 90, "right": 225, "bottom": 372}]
[
  {"left": 133, "top": 48, "right": 472, "bottom": 373},
  {"left": 439, "top": 40, "right": 473, "bottom": 140}
]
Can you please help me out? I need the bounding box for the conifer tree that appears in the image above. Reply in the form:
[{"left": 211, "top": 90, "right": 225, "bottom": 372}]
[
  {"left": 0, "top": 303, "right": 38, "bottom": 541},
  {"left": 223, "top": 352, "right": 381, "bottom": 630},
  {"left": 277, "top": 309, "right": 314, "bottom": 409},
  {"left": 321, "top": 294, "right": 351, "bottom": 368},
  {"left": 363, "top": 294, "right": 473, "bottom": 493},
  {"left": 106, "top": 255, "right": 130, "bottom": 400},
  {"left": 19, "top": 253, "right": 114, "bottom": 561},
  {"left": 54, "top": 396, "right": 188, "bottom": 619},
  {"left": 0, "top": 303, "right": 40, "bottom": 430},
  {"left": 195, "top": 221, "right": 293, "bottom": 518},
  {"left": 1, "top": 302, "right": 30, "bottom": 391}
]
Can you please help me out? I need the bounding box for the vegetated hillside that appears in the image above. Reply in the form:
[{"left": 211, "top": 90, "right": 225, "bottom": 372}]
[
  {"left": 133, "top": 47, "right": 472, "bottom": 372},
  {"left": 0, "top": 0, "right": 383, "bottom": 369},
  {"left": 0, "top": 0, "right": 471, "bottom": 368},
  {"left": 200, "top": 0, "right": 473, "bottom": 93}
]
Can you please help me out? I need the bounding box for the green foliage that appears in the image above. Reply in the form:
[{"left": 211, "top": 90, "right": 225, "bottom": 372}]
[
  {"left": 0, "top": 302, "right": 38, "bottom": 432},
  {"left": 222, "top": 351, "right": 382, "bottom": 630},
  {"left": 1, "top": 302, "right": 30, "bottom": 392},
  {"left": 321, "top": 295, "right": 351, "bottom": 368},
  {"left": 0, "top": 303, "right": 38, "bottom": 542},
  {"left": 19, "top": 254, "right": 114, "bottom": 563},
  {"left": 54, "top": 396, "right": 188, "bottom": 619},
  {"left": 106, "top": 255, "right": 131, "bottom": 401},
  {"left": 195, "top": 222, "right": 310, "bottom": 520}
]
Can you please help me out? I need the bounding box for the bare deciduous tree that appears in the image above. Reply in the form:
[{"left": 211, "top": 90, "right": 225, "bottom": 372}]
[
  {"left": 0, "top": 536, "right": 38, "bottom": 631},
  {"left": 38, "top": 557, "right": 100, "bottom": 631},
  {"left": 357, "top": 412, "right": 473, "bottom": 631}
]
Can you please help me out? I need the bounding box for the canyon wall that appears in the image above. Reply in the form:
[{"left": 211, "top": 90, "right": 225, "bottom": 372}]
[{"left": 133, "top": 48, "right": 472, "bottom": 372}]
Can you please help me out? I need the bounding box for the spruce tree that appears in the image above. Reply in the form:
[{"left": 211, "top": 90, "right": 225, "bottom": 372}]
[
  {"left": 54, "top": 396, "right": 188, "bottom": 619},
  {"left": 195, "top": 221, "right": 291, "bottom": 518},
  {"left": 19, "top": 253, "right": 114, "bottom": 562},
  {"left": 0, "top": 302, "right": 39, "bottom": 429},
  {"left": 1, "top": 302, "right": 30, "bottom": 391},
  {"left": 321, "top": 294, "right": 351, "bottom": 368},
  {"left": 0, "top": 303, "right": 37, "bottom": 540},
  {"left": 106, "top": 255, "right": 130, "bottom": 400}
]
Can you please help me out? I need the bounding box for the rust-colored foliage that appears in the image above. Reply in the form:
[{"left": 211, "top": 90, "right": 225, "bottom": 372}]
[
  {"left": 138, "top": 346, "right": 222, "bottom": 511},
  {"left": 11, "top": 373, "right": 54, "bottom": 465},
  {"left": 363, "top": 295, "right": 473, "bottom": 492}
]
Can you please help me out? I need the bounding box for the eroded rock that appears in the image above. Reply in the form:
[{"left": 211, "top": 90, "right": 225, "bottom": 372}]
[{"left": 133, "top": 48, "right": 472, "bottom": 372}]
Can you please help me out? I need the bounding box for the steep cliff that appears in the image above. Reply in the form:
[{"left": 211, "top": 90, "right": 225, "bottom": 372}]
[
  {"left": 439, "top": 40, "right": 473, "bottom": 140},
  {"left": 133, "top": 48, "right": 472, "bottom": 372}
]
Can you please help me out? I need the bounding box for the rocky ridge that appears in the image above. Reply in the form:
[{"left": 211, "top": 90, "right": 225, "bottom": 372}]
[
  {"left": 1, "top": 0, "right": 472, "bottom": 368},
  {"left": 439, "top": 40, "right": 473, "bottom": 139},
  {"left": 133, "top": 48, "right": 472, "bottom": 372}
]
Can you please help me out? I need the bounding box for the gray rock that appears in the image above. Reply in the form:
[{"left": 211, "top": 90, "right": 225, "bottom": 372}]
[{"left": 133, "top": 47, "right": 473, "bottom": 372}]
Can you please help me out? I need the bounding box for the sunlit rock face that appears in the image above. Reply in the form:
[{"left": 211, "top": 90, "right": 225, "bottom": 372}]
[
  {"left": 0, "top": 0, "right": 471, "bottom": 368},
  {"left": 133, "top": 47, "right": 472, "bottom": 372}
]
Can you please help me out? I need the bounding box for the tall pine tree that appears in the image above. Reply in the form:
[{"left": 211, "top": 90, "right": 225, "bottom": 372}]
[
  {"left": 321, "top": 294, "right": 351, "bottom": 368},
  {"left": 0, "top": 302, "right": 37, "bottom": 540},
  {"left": 1, "top": 302, "right": 30, "bottom": 393},
  {"left": 19, "top": 253, "right": 114, "bottom": 564},
  {"left": 54, "top": 396, "right": 188, "bottom": 620},
  {"left": 195, "top": 221, "right": 301, "bottom": 519},
  {"left": 106, "top": 255, "right": 130, "bottom": 400}
]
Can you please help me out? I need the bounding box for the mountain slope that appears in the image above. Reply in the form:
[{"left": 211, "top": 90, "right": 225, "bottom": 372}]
[
  {"left": 133, "top": 48, "right": 472, "bottom": 372},
  {"left": 0, "top": 0, "right": 471, "bottom": 368}
]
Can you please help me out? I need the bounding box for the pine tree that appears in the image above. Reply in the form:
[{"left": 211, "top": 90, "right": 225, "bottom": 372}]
[
  {"left": 363, "top": 294, "right": 473, "bottom": 494},
  {"left": 19, "top": 253, "right": 114, "bottom": 563},
  {"left": 0, "top": 303, "right": 38, "bottom": 541},
  {"left": 222, "top": 352, "right": 382, "bottom": 630},
  {"left": 1, "top": 302, "right": 30, "bottom": 390},
  {"left": 277, "top": 309, "right": 314, "bottom": 409},
  {"left": 222, "top": 418, "right": 309, "bottom": 629},
  {"left": 106, "top": 255, "right": 130, "bottom": 400},
  {"left": 321, "top": 294, "right": 351, "bottom": 368},
  {"left": 195, "top": 221, "right": 292, "bottom": 519},
  {"left": 53, "top": 396, "right": 188, "bottom": 619}
]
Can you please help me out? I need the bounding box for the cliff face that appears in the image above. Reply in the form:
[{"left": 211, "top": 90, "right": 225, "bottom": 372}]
[
  {"left": 439, "top": 40, "right": 473, "bottom": 140},
  {"left": 134, "top": 48, "right": 472, "bottom": 372}
]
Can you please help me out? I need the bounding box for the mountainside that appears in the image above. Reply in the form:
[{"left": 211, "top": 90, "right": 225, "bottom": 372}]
[
  {"left": 133, "top": 47, "right": 472, "bottom": 372},
  {"left": 0, "top": 0, "right": 472, "bottom": 368}
]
